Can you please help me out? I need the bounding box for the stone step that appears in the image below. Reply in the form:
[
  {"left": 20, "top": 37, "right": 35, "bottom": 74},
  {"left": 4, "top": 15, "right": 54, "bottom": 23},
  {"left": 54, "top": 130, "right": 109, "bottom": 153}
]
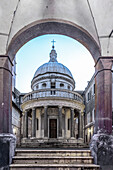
[
  {"left": 13, "top": 156, "right": 93, "bottom": 164},
  {"left": 10, "top": 149, "right": 100, "bottom": 170},
  {"left": 10, "top": 163, "right": 100, "bottom": 170},
  {"left": 16, "top": 149, "right": 91, "bottom": 157},
  {"left": 20, "top": 142, "right": 88, "bottom": 148}
]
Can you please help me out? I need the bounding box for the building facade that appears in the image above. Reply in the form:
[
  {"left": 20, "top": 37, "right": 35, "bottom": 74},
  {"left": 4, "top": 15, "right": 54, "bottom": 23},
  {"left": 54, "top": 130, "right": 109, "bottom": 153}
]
[
  {"left": 84, "top": 75, "right": 95, "bottom": 143},
  {"left": 20, "top": 45, "right": 85, "bottom": 147},
  {"left": 84, "top": 72, "right": 113, "bottom": 143},
  {"left": 12, "top": 45, "right": 113, "bottom": 147}
]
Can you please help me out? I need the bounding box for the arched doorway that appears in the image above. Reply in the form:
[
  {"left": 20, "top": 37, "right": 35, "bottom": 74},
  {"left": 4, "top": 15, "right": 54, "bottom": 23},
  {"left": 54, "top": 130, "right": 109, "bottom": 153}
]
[{"left": 5, "top": 21, "right": 112, "bottom": 135}]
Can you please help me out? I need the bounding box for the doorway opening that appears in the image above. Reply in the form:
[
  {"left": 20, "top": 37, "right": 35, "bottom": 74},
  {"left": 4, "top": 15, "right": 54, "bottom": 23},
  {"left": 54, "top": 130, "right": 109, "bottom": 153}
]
[{"left": 49, "top": 119, "right": 57, "bottom": 138}]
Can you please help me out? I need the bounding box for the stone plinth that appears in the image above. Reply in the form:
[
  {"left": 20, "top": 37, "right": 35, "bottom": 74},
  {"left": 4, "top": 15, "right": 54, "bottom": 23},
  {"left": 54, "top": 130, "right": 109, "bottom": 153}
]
[
  {"left": 90, "top": 130, "right": 113, "bottom": 170},
  {"left": 0, "top": 134, "right": 16, "bottom": 169}
]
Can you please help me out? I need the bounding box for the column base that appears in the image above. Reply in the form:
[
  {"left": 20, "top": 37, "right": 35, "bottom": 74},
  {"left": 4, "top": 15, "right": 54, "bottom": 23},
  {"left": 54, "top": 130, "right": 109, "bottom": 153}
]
[
  {"left": 58, "top": 136, "right": 63, "bottom": 138},
  {"left": 30, "top": 137, "right": 36, "bottom": 139},
  {"left": 78, "top": 137, "right": 83, "bottom": 140},
  {"left": 0, "top": 133, "right": 16, "bottom": 169},
  {"left": 90, "top": 131, "right": 113, "bottom": 170}
]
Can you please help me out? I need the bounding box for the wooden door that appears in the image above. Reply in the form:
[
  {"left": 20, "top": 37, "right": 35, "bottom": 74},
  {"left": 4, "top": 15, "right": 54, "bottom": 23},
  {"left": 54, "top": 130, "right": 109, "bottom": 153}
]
[{"left": 49, "top": 119, "right": 57, "bottom": 138}]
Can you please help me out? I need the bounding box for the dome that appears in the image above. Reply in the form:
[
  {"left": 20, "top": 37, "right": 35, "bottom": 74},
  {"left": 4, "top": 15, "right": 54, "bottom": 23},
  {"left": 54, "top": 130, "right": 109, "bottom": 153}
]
[
  {"left": 33, "top": 62, "right": 73, "bottom": 78},
  {"left": 33, "top": 45, "right": 73, "bottom": 79}
]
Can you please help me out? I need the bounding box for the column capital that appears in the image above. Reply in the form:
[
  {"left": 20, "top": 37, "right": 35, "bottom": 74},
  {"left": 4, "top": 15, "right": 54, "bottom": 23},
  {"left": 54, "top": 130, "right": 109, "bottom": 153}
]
[
  {"left": 23, "top": 110, "right": 27, "bottom": 114},
  {"left": 81, "top": 112, "right": 84, "bottom": 116},
  {"left": 58, "top": 106, "right": 62, "bottom": 109},
  {"left": 44, "top": 106, "right": 48, "bottom": 109},
  {"left": 32, "top": 107, "right": 36, "bottom": 111},
  {"left": 71, "top": 108, "right": 74, "bottom": 111}
]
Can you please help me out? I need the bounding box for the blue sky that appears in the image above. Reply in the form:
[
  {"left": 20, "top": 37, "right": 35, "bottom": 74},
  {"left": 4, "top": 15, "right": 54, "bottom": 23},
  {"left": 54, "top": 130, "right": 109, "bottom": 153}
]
[{"left": 16, "top": 34, "right": 95, "bottom": 93}]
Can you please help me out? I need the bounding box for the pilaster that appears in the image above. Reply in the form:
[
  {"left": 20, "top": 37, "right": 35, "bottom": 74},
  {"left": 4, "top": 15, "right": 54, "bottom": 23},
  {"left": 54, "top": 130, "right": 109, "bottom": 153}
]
[
  {"left": 95, "top": 57, "right": 112, "bottom": 134},
  {"left": 0, "top": 56, "right": 13, "bottom": 133}
]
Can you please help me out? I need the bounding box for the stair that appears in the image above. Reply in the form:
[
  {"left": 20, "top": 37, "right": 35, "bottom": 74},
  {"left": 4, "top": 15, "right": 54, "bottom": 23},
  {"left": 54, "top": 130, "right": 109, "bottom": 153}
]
[
  {"left": 20, "top": 138, "right": 89, "bottom": 148},
  {"left": 10, "top": 149, "right": 100, "bottom": 170}
]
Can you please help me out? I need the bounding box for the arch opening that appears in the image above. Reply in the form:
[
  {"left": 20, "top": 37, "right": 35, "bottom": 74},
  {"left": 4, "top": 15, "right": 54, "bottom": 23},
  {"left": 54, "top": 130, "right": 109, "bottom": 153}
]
[{"left": 7, "top": 21, "right": 100, "bottom": 63}]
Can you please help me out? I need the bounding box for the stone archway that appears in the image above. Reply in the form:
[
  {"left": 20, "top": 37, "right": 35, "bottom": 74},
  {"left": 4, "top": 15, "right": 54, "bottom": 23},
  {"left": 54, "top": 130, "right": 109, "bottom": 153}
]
[
  {"left": 7, "top": 21, "right": 100, "bottom": 62},
  {"left": 6, "top": 20, "right": 113, "bottom": 134},
  {"left": 0, "top": 20, "right": 113, "bottom": 169}
]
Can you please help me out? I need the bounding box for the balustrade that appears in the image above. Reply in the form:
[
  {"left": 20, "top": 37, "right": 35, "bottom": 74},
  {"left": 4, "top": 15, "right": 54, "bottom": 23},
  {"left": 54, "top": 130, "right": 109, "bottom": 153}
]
[{"left": 22, "top": 89, "right": 83, "bottom": 103}]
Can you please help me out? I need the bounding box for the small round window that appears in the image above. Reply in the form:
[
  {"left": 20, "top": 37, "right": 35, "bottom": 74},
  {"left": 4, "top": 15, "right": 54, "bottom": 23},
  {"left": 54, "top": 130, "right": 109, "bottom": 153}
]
[
  {"left": 68, "top": 85, "right": 70, "bottom": 90},
  {"left": 42, "top": 83, "right": 46, "bottom": 87},
  {"left": 60, "top": 83, "right": 64, "bottom": 87},
  {"left": 36, "top": 85, "right": 39, "bottom": 89}
]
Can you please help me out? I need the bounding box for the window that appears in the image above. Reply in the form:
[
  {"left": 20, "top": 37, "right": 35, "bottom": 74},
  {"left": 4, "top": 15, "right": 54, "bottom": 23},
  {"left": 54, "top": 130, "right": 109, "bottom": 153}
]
[
  {"left": 37, "top": 119, "right": 39, "bottom": 130},
  {"left": 36, "top": 84, "right": 39, "bottom": 89},
  {"left": 51, "top": 90, "right": 56, "bottom": 95},
  {"left": 51, "top": 82, "right": 55, "bottom": 89},
  {"left": 87, "top": 93, "right": 90, "bottom": 101},
  {"left": 68, "top": 85, "right": 70, "bottom": 90},
  {"left": 60, "top": 83, "right": 64, "bottom": 87},
  {"left": 42, "top": 83, "right": 46, "bottom": 88},
  {"left": 93, "top": 84, "right": 95, "bottom": 95},
  {"left": 68, "top": 119, "right": 70, "bottom": 130},
  {"left": 87, "top": 90, "right": 92, "bottom": 101},
  {"left": 86, "top": 135, "right": 87, "bottom": 143}
]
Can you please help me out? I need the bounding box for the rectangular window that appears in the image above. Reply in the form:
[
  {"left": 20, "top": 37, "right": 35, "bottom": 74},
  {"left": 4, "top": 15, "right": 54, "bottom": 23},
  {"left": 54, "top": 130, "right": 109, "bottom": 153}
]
[
  {"left": 87, "top": 90, "right": 92, "bottom": 102},
  {"left": 51, "top": 82, "right": 55, "bottom": 89},
  {"left": 86, "top": 135, "right": 87, "bottom": 143},
  {"left": 93, "top": 84, "right": 95, "bottom": 95},
  {"left": 37, "top": 119, "right": 39, "bottom": 130},
  {"left": 87, "top": 93, "right": 90, "bottom": 101},
  {"left": 68, "top": 119, "right": 70, "bottom": 130}
]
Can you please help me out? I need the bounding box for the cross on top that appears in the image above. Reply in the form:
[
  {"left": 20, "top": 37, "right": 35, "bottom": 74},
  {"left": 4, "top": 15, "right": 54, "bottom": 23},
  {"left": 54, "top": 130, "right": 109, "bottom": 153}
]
[{"left": 51, "top": 39, "right": 56, "bottom": 49}]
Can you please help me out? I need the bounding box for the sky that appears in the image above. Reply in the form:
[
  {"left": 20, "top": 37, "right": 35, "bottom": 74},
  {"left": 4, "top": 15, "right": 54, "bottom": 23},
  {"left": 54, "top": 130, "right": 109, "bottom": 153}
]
[{"left": 16, "top": 34, "right": 95, "bottom": 93}]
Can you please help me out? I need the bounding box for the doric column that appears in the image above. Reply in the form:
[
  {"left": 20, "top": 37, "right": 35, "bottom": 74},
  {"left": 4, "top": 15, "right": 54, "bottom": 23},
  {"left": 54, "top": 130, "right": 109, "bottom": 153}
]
[
  {"left": 58, "top": 106, "right": 62, "bottom": 137},
  {"left": 22, "top": 114, "right": 25, "bottom": 137},
  {"left": 64, "top": 108, "right": 67, "bottom": 138},
  {"left": 32, "top": 108, "right": 36, "bottom": 138},
  {"left": 24, "top": 110, "right": 28, "bottom": 138},
  {"left": 82, "top": 112, "right": 84, "bottom": 139},
  {"left": 78, "top": 111, "right": 83, "bottom": 138},
  {"left": 39, "top": 108, "right": 42, "bottom": 138},
  {"left": 44, "top": 106, "right": 48, "bottom": 138},
  {"left": 0, "top": 56, "right": 12, "bottom": 133},
  {"left": 71, "top": 108, "right": 75, "bottom": 138}
]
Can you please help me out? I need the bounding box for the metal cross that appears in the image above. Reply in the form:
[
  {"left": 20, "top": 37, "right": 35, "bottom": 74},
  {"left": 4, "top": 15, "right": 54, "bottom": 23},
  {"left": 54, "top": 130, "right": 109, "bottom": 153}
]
[{"left": 51, "top": 39, "right": 56, "bottom": 47}]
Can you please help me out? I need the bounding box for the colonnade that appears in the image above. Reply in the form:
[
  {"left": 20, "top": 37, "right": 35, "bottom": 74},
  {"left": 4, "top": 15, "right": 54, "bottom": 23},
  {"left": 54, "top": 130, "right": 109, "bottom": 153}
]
[{"left": 23, "top": 106, "right": 83, "bottom": 139}]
